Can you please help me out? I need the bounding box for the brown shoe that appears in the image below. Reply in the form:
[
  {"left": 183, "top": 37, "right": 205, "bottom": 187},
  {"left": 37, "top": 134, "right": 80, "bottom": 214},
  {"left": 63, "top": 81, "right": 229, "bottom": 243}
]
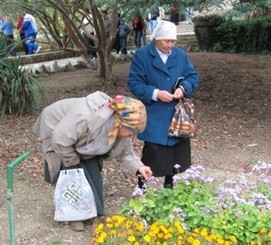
[{"left": 69, "top": 221, "right": 85, "bottom": 231}]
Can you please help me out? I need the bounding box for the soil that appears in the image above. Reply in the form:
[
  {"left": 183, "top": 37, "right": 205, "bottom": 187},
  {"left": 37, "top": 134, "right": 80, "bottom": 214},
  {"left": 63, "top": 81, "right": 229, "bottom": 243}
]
[{"left": 0, "top": 52, "right": 270, "bottom": 245}]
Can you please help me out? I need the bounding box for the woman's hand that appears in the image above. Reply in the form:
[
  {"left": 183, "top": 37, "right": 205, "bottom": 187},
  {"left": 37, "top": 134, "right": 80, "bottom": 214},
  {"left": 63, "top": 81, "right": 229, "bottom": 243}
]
[
  {"left": 138, "top": 166, "right": 153, "bottom": 180},
  {"left": 173, "top": 87, "right": 184, "bottom": 100},
  {"left": 157, "top": 90, "right": 174, "bottom": 102}
]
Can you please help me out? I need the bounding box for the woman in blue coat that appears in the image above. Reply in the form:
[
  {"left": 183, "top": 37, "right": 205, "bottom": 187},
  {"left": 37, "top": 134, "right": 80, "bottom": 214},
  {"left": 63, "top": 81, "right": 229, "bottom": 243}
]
[{"left": 127, "top": 20, "right": 199, "bottom": 189}]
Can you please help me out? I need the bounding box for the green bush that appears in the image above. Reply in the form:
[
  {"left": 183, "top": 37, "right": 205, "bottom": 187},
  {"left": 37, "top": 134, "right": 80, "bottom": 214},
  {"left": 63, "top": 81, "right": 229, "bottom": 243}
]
[
  {"left": 193, "top": 14, "right": 226, "bottom": 51},
  {"left": 193, "top": 15, "right": 271, "bottom": 53},
  {"left": 0, "top": 58, "right": 48, "bottom": 116},
  {"left": 215, "top": 17, "right": 271, "bottom": 53}
]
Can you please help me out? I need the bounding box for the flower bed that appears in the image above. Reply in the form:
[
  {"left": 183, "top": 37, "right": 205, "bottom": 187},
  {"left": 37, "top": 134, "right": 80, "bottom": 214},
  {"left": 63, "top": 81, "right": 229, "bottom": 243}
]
[{"left": 92, "top": 162, "right": 271, "bottom": 244}]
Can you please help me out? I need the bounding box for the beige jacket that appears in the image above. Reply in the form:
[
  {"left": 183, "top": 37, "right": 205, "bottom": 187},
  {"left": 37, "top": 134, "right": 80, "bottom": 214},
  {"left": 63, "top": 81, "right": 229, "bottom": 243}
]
[{"left": 33, "top": 91, "right": 144, "bottom": 184}]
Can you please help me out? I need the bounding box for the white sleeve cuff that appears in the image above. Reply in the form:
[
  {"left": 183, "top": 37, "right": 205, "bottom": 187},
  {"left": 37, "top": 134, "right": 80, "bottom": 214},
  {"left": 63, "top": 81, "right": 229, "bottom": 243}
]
[{"left": 152, "top": 89, "right": 159, "bottom": 101}]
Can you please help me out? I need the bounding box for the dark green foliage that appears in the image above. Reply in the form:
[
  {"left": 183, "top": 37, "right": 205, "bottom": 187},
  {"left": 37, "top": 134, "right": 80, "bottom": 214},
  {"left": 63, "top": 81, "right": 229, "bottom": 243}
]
[
  {"left": 0, "top": 57, "right": 48, "bottom": 116},
  {"left": 193, "top": 14, "right": 226, "bottom": 51},
  {"left": 193, "top": 15, "right": 271, "bottom": 53},
  {"left": 216, "top": 17, "right": 271, "bottom": 53}
]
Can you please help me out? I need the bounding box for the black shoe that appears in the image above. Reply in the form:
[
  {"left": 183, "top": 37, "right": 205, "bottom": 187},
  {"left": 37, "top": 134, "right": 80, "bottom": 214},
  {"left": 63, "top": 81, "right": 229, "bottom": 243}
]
[
  {"left": 136, "top": 171, "right": 145, "bottom": 190},
  {"left": 163, "top": 183, "right": 173, "bottom": 189},
  {"left": 164, "top": 175, "right": 173, "bottom": 189}
]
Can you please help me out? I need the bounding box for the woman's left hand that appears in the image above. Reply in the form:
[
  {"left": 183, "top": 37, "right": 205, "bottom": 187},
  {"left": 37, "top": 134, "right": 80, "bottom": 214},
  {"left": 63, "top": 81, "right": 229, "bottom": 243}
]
[
  {"left": 138, "top": 166, "right": 153, "bottom": 180},
  {"left": 173, "top": 87, "right": 184, "bottom": 99}
]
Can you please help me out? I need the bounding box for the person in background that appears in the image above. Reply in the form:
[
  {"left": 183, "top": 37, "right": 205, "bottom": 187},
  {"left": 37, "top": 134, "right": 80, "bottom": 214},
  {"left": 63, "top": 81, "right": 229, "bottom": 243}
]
[
  {"left": 170, "top": 3, "right": 179, "bottom": 25},
  {"left": 101, "top": 10, "right": 111, "bottom": 39},
  {"left": 0, "top": 16, "right": 16, "bottom": 57},
  {"left": 141, "top": 14, "right": 148, "bottom": 46},
  {"left": 157, "top": 6, "right": 165, "bottom": 23},
  {"left": 127, "top": 21, "right": 199, "bottom": 190},
  {"left": 19, "top": 12, "right": 41, "bottom": 55},
  {"left": 16, "top": 13, "right": 28, "bottom": 54},
  {"left": 148, "top": 5, "right": 159, "bottom": 35},
  {"left": 113, "top": 13, "right": 121, "bottom": 54},
  {"left": 80, "top": 9, "right": 97, "bottom": 60},
  {"left": 186, "top": 5, "right": 194, "bottom": 25},
  {"left": 33, "top": 91, "right": 152, "bottom": 232},
  {"left": 118, "top": 18, "right": 130, "bottom": 55},
  {"left": 132, "top": 13, "right": 145, "bottom": 49},
  {"left": 141, "top": 25, "right": 147, "bottom": 46}
]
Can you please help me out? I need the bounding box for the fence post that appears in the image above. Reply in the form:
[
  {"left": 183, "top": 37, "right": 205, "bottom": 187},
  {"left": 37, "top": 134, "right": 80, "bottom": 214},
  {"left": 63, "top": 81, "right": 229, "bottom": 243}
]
[{"left": 6, "top": 152, "right": 31, "bottom": 245}]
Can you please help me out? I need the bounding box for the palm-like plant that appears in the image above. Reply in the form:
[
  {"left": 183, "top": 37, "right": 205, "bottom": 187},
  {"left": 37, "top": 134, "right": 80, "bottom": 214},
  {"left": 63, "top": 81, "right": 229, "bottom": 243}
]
[
  {"left": 0, "top": 36, "right": 7, "bottom": 59},
  {"left": 0, "top": 56, "right": 48, "bottom": 116}
]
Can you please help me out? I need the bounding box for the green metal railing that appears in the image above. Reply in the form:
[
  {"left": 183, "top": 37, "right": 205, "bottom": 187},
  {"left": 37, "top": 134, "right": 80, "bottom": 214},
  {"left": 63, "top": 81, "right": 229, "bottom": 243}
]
[{"left": 6, "top": 152, "right": 31, "bottom": 245}]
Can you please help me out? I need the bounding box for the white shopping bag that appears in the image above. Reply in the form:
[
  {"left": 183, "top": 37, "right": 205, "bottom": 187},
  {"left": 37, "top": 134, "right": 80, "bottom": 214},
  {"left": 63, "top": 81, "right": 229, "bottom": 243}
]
[{"left": 54, "top": 168, "right": 97, "bottom": 221}]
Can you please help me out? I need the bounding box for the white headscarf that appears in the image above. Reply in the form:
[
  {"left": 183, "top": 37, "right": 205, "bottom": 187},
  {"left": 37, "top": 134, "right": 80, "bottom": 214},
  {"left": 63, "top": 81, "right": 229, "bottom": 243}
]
[
  {"left": 24, "top": 14, "right": 38, "bottom": 33},
  {"left": 151, "top": 20, "right": 177, "bottom": 40}
]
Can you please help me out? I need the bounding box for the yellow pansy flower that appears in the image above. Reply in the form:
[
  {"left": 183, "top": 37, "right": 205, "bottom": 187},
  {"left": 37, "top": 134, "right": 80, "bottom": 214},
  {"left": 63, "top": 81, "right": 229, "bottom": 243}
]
[
  {"left": 96, "top": 236, "right": 105, "bottom": 244},
  {"left": 260, "top": 228, "right": 267, "bottom": 234},
  {"left": 144, "top": 234, "right": 151, "bottom": 243},
  {"left": 100, "top": 231, "right": 107, "bottom": 239},
  {"left": 194, "top": 228, "right": 200, "bottom": 234},
  {"left": 200, "top": 229, "right": 208, "bottom": 237},
  {"left": 106, "top": 216, "right": 112, "bottom": 223},
  {"left": 217, "top": 238, "right": 224, "bottom": 244},
  {"left": 149, "top": 230, "right": 156, "bottom": 238},
  {"left": 230, "top": 235, "right": 237, "bottom": 243},
  {"left": 192, "top": 239, "right": 201, "bottom": 245},
  {"left": 97, "top": 223, "right": 104, "bottom": 230},
  {"left": 128, "top": 235, "right": 136, "bottom": 242},
  {"left": 187, "top": 236, "right": 194, "bottom": 243}
]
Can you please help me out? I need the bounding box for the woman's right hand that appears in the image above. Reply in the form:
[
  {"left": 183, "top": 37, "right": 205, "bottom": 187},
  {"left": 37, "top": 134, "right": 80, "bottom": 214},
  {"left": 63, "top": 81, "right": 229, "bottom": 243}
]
[
  {"left": 138, "top": 166, "right": 153, "bottom": 180},
  {"left": 157, "top": 90, "right": 174, "bottom": 103}
]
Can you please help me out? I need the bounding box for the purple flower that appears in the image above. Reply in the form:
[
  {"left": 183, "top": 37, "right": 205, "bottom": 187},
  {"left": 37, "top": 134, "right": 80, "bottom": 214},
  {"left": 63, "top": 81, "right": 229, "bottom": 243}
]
[
  {"left": 132, "top": 186, "right": 145, "bottom": 197},
  {"left": 251, "top": 193, "right": 270, "bottom": 205}
]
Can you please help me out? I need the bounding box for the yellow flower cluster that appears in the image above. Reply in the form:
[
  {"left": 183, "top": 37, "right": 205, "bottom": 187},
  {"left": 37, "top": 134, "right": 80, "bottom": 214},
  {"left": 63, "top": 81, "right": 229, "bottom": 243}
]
[
  {"left": 92, "top": 215, "right": 146, "bottom": 244},
  {"left": 92, "top": 215, "right": 262, "bottom": 245}
]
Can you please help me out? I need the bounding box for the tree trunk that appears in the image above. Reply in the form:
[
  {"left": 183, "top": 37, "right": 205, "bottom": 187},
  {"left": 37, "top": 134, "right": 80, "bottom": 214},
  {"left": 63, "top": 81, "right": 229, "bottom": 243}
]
[{"left": 43, "top": 0, "right": 118, "bottom": 80}]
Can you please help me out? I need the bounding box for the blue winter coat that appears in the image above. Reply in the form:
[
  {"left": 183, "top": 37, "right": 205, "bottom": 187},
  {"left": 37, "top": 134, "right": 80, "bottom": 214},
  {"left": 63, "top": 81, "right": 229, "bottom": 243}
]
[{"left": 127, "top": 40, "right": 199, "bottom": 146}]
